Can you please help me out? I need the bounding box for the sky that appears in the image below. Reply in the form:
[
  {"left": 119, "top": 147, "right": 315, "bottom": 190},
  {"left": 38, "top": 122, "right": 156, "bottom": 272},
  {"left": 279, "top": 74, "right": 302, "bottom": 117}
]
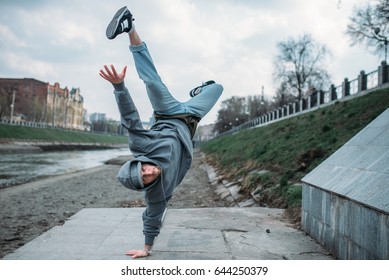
[{"left": 0, "top": 0, "right": 382, "bottom": 125}]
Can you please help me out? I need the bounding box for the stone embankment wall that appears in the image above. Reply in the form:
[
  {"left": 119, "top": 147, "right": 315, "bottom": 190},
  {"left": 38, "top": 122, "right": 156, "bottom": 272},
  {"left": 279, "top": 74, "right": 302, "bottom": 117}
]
[{"left": 301, "top": 108, "right": 389, "bottom": 259}]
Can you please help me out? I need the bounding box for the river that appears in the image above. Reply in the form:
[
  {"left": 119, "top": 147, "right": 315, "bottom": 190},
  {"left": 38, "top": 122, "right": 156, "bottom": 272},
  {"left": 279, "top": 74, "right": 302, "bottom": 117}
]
[{"left": 0, "top": 148, "right": 129, "bottom": 188}]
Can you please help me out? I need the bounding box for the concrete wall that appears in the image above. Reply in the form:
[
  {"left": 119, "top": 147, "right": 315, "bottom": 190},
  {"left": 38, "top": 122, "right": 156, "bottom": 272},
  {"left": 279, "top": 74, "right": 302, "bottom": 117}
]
[
  {"left": 301, "top": 108, "right": 389, "bottom": 259},
  {"left": 302, "top": 184, "right": 388, "bottom": 259}
]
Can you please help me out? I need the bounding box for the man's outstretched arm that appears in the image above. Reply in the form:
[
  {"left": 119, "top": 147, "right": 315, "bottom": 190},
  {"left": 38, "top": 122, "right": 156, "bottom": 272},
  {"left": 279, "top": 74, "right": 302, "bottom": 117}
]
[{"left": 99, "top": 64, "right": 145, "bottom": 132}]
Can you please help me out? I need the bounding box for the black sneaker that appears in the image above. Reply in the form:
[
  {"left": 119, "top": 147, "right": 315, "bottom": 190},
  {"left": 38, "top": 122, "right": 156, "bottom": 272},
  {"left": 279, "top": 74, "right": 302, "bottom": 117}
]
[
  {"left": 106, "top": 6, "right": 134, "bottom": 40},
  {"left": 189, "top": 80, "right": 215, "bottom": 97}
]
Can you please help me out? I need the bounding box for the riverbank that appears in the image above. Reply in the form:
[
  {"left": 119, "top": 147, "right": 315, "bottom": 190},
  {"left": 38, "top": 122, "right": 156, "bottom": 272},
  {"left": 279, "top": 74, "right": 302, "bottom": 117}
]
[
  {"left": 0, "top": 142, "right": 127, "bottom": 154},
  {"left": 0, "top": 148, "right": 231, "bottom": 259},
  {"left": 0, "top": 124, "right": 128, "bottom": 147},
  {"left": 201, "top": 87, "right": 389, "bottom": 209}
]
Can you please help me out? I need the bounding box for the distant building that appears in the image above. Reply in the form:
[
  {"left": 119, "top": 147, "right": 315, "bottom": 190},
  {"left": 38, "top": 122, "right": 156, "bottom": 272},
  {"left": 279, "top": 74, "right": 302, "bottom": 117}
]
[
  {"left": 193, "top": 123, "right": 217, "bottom": 142},
  {"left": 0, "top": 78, "right": 84, "bottom": 130},
  {"left": 89, "top": 112, "right": 106, "bottom": 123}
]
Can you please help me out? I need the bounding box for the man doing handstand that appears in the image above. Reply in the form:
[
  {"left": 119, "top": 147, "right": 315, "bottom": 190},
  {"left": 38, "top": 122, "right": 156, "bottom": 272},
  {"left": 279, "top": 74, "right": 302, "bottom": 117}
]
[{"left": 99, "top": 6, "right": 223, "bottom": 258}]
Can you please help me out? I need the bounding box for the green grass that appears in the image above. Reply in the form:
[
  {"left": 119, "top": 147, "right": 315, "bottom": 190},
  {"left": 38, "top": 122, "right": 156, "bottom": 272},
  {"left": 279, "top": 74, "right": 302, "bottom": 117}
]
[
  {"left": 0, "top": 125, "right": 128, "bottom": 145},
  {"left": 201, "top": 88, "right": 389, "bottom": 209}
]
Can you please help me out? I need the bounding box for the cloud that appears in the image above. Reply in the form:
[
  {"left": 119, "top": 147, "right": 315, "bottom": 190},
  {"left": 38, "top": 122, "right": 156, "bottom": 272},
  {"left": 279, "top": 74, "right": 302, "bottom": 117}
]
[{"left": 0, "top": 0, "right": 381, "bottom": 125}]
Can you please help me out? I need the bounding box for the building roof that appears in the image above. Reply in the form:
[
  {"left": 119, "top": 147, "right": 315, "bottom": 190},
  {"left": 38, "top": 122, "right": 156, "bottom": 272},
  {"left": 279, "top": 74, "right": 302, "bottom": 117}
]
[{"left": 0, "top": 77, "right": 47, "bottom": 85}]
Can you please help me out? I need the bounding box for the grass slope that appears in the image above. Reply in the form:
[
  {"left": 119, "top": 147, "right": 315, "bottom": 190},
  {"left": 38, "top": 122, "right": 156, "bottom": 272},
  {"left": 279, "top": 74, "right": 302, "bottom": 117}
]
[
  {"left": 201, "top": 88, "right": 389, "bottom": 211},
  {"left": 0, "top": 125, "right": 128, "bottom": 145}
]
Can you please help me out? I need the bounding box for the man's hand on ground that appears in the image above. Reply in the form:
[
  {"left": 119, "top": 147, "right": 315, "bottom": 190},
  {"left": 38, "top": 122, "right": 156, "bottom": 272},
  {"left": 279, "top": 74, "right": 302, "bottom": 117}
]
[{"left": 125, "top": 249, "right": 150, "bottom": 259}]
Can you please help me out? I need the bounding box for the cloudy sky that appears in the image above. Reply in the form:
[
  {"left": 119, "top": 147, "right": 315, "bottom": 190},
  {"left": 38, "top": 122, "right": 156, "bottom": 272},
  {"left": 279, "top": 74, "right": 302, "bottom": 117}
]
[{"left": 0, "top": 0, "right": 382, "bottom": 125}]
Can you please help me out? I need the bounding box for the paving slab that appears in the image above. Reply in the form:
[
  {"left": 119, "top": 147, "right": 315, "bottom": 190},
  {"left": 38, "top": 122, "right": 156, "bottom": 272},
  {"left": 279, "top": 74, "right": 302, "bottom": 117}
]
[
  {"left": 3, "top": 207, "right": 333, "bottom": 260},
  {"left": 3, "top": 208, "right": 144, "bottom": 260}
]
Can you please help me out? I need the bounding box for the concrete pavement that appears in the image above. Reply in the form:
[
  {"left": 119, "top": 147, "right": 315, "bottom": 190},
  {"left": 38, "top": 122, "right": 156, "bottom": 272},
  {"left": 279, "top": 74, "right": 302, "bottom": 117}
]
[{"left": 3, "top": 207, "right": 333, "bottom": 260}]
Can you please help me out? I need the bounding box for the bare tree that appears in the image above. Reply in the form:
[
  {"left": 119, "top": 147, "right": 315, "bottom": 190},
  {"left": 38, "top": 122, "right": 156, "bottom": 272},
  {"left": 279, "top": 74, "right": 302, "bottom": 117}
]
[
  {"left": 272, "top": 33, "right": 331, "bottom": 101},
  {"left": 214, "top": 96, "right": 249, "bottom": 133},
  {"left": 272, "top": 82, "right": 296, "bottom": 109},
  {"left": 247, "top": 94, "right": 268, "bottom": 119},
  {"left": 378, "top": 0, "right": 389, "bottom": 19},
  {"left": 346, "top": 0, "right": 389, "bottom": 61}
]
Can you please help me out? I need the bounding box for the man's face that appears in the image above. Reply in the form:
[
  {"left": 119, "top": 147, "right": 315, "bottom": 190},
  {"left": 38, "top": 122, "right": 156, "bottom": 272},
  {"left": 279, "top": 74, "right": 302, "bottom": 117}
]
[{"left": 141, "top": 163, "right": 161, "bottom": 185}]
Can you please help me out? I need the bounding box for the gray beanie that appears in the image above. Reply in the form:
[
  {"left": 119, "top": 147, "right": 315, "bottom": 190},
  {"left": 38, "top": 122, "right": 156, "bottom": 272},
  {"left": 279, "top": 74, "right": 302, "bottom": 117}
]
[
  {"left": 117, "top": 160, "right": 144, "bottom": 190},
  {"left": 118, "top": 159, "right": 161, "bottom": 191},
  {"left": 128, "top": 161, "right": 143, "bottom": 189}
]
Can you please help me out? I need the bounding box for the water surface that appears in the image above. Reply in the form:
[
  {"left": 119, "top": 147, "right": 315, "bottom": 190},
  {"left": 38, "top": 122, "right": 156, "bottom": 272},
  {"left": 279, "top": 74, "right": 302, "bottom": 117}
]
[{"left": 0, "top": 148, "right": 129, "bottom": 188}]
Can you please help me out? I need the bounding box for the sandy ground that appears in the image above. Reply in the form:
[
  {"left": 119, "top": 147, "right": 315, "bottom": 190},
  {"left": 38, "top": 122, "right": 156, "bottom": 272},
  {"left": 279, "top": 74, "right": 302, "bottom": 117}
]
[{"left": 0, "top": 148, "right": 230, "bottom": 259}]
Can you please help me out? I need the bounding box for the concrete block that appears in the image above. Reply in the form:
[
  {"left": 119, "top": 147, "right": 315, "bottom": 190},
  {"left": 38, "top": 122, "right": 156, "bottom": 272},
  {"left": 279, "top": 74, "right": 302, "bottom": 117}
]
[
  {"left": 322, "top": 226, "right": 335, "bottom": 254},
  {"left": 322, "top": 191, "right": 332, "bottom": 227},
  {"left": 332, "top": 195, "right": 350, "bottom": 236},
  {"left": 349, "top": 203, "right": 380, "bottom": 257},
  {"left": 312, "top": 219, "right": 322, "bottom": 242},
  {"left": 301, "top": 212, "right": 312, "bottom": 233},
  {"left": 347, "top": 173, "right": 389, "bottom": 213},
  {"left": 228, "top": 185, "right": 241, "bottom": 200},
  {"left": 323, "top": 168, "right": 363, "bottom": 195},
  {"left": 348, "top": 146, "right": 385, "bottom": 170},
  {"left": 346, "top": 126, "right": 385, "bottom": 146},
  {"left": 215, "top": 184, "right": 228, "bottom": 195},
  {"left": 370, "top": 126, "right": 389, "bottom": 145},
  {"left": 225, "top": 196, "right": 236, "bottom": 203},
  {"left": 238, "top": 198, "right": 257, "bottom": 207},
  {"left": 304, "top": 165, "right": 363, "bottom": 196},
  {"left": 349, "top": 243, "right": 375, "bottom": 260},
  {"left": 302, "top": 163, "right": 334, "bottom": 187},
  {"left": 224, "top": 181, "right": 236, "bottom": 188},
  {"left": 251, "top": 185, "right": 263, "bottom": 202},
  {"left": 204, "top": 165, "right": 217, "bottom": 182},
  {"left": 379, "top": 214, "right": 389, "bottom": 259},
  {"left": 222, "top": 180, "right": 230, "bottom": 186},
  {"left": 368, "top": 150, "right": 389, "bottom": 173},
  {"left": 220, "top": 190, "right": 232, "bottom": 200},
  {"left": 333, "top": 230, "right": 349, "bottom": 259},
  {"left": 309, "top": 187, "right": 324, "bottom": 220},
  {"left": 302, "top": 184, "right": 311, "bottom": 213},
  {"left": 325, "top": 145, "right": 366, "bottom": 168}
]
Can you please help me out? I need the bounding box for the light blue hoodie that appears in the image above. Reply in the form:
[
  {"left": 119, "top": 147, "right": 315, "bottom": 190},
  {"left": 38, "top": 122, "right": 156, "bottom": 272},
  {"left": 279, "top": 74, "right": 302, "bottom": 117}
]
[{"left": 113, "top": 82, "right": 193, "bottom": 245}]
